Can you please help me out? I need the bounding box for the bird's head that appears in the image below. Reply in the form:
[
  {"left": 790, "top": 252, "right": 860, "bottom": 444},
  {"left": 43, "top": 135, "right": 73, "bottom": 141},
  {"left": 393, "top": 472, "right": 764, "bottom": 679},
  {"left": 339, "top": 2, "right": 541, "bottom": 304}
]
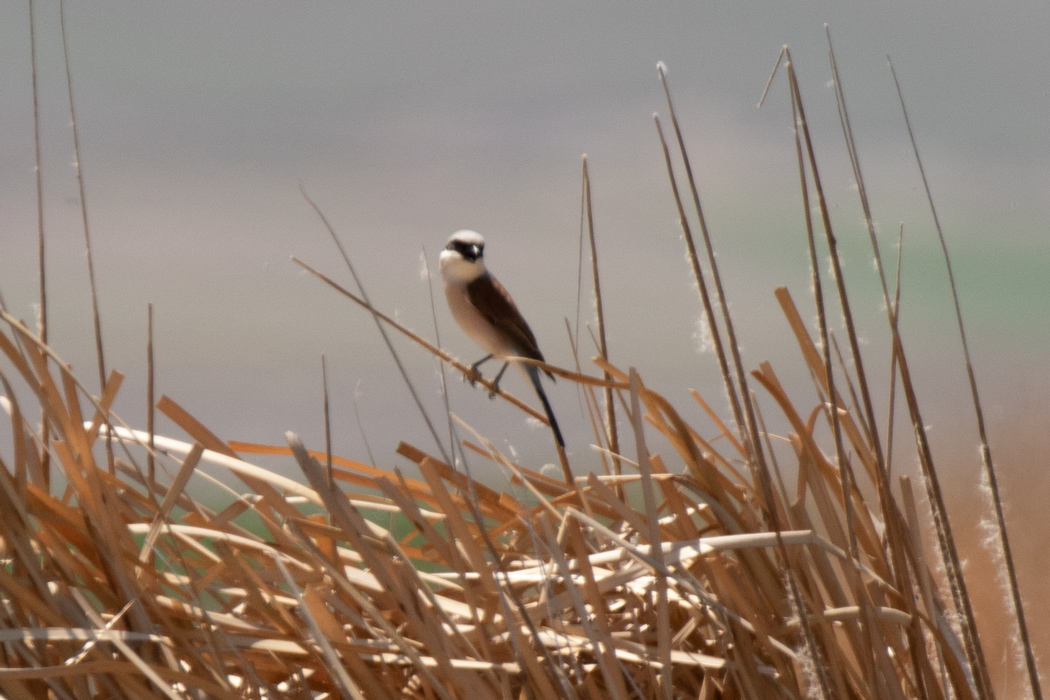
[{"left": 439, "top": 230, "right": 487, "bottom": 283}]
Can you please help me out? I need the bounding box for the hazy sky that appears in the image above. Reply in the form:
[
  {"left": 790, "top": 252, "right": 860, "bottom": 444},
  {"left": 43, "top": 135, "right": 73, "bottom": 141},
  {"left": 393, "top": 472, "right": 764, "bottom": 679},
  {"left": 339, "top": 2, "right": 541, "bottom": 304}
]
[{"left": 1, "top": 3, "right": 1048, "bottom": 475}]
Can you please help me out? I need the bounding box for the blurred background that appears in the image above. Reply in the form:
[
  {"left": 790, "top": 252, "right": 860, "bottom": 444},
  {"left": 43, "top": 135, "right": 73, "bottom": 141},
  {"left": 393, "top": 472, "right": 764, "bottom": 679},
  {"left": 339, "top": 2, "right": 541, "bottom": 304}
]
[{"left": 1, "top": 3, "right": 1048, "bottom": 690}]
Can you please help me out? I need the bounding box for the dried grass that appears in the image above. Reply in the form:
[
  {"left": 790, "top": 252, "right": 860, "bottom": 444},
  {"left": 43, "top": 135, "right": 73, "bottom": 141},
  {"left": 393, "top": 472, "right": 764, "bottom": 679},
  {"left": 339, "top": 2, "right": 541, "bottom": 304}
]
[{"left": 0, "top": 285, "right": 997, "bottom": 699}]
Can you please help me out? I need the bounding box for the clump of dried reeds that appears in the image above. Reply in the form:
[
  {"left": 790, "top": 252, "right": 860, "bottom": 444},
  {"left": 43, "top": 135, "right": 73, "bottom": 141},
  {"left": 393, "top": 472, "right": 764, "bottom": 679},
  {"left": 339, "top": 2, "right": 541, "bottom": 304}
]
[
  {"left": 0, "top": 300, "right": 990, "bottom": 699},
  {"left": 0, "top": 26, "right": 1037, "bottom": 700}
]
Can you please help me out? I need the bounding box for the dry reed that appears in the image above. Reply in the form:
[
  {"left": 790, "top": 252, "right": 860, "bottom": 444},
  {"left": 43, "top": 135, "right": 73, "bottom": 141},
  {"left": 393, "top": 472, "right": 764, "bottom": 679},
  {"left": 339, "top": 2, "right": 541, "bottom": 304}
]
[{"left": 0, "top": 304, "right": 987, "bottom": 699}]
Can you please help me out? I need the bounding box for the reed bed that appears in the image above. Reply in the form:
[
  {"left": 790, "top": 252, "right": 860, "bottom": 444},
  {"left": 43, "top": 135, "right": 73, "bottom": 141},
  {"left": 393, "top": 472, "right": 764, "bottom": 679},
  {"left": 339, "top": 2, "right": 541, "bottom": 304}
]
[
  {"left": 0, "top": 304, "right": 992, "bottom": 700},
  {"left": 0, "top": 30, "right": 1036, "bottom": 700}
]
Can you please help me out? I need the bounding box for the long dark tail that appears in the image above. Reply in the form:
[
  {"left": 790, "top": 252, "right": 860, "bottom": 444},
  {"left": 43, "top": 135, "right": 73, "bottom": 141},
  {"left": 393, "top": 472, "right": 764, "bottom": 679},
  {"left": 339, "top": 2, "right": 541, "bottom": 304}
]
[{"left": 526, "top": 364, "right": 564, "bottom": 447}]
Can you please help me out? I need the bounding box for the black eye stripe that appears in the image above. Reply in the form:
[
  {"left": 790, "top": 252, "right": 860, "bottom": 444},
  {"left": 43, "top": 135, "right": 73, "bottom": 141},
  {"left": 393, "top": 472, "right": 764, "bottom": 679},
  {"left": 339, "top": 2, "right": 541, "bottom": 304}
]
[{"left": 450, "top": 240, "right": 483, "bottom": 261}]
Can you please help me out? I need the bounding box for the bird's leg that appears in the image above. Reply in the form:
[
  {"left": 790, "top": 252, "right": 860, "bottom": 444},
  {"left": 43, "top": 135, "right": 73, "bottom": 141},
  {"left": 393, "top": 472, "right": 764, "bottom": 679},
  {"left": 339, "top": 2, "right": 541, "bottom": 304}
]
[
  {"left": 466, "top": 354, "right": 493, "bottom": 386},
  {"left": 488, "top": 362, "right": 510, "bottom": 399}
]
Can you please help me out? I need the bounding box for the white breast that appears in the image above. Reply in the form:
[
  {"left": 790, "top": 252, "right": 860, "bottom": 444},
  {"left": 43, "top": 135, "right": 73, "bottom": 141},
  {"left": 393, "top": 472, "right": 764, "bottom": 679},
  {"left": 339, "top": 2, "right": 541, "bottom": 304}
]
[{"left": 439, "top": 250, "right": 511, "bottom": 358}]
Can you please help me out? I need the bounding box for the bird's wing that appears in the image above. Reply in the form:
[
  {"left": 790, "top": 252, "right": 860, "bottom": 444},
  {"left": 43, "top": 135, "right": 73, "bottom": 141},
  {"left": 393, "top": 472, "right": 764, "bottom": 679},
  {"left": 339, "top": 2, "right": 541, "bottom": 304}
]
[{"left": 466, "top": 273, "right": 545, "bottom": 363}]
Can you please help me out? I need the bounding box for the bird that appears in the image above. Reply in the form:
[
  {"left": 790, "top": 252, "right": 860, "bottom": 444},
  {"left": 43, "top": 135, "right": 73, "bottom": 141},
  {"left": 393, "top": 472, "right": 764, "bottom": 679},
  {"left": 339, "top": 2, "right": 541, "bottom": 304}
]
[{"left": 438, "top": 229, "right": 564, "bottom": 447}]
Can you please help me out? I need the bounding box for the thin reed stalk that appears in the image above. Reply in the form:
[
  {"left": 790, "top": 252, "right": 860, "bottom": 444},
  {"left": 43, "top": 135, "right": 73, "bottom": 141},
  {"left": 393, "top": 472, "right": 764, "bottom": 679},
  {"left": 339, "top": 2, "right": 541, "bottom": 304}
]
[
  {"left": 28, "top": 0, "right": 52, "bottom": 491},
  {"left": 581, "top": 156, "right": 621, "bottom": 488}
]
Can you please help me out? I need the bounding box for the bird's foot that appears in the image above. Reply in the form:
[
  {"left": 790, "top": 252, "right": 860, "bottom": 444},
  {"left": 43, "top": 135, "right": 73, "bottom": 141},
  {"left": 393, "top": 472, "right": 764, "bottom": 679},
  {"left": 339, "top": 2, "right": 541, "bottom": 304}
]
[
  {"left": 465, "top": 366, "right": 484, "bottom": 387},
  {"left": 465, "top": 354, "right": 492, "bottom": 387},
  {"left": 487, "top": 362, "right": 510, "bottom": 399}
]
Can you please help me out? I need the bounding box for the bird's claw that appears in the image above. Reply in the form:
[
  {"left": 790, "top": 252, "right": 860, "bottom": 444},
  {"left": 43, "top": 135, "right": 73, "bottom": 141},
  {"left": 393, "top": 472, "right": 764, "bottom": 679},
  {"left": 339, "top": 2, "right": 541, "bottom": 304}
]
[{"left": 464, "top": 366, "right": 483, "bottom": 387}]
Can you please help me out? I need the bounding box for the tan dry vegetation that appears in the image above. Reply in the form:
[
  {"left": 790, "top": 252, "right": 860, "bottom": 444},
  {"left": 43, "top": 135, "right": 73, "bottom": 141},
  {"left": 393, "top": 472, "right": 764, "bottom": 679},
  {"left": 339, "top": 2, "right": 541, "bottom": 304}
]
[{"left": 0, "top": 298, "right": 1009, "bottom": 698}]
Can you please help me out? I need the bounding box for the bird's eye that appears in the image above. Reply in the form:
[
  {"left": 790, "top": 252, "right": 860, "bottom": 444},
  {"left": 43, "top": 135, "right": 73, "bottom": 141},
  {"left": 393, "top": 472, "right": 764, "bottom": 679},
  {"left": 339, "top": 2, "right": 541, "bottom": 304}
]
[{"left": 453, "top": 242, "right": 474, "bottom": 260}]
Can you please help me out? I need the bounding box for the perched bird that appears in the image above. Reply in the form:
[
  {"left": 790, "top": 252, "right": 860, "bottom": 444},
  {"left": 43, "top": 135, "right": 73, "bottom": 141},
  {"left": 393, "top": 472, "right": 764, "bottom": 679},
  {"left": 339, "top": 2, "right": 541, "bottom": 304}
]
[{"left": 438, "top": 230, "right": 564, "bottom": 447}]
